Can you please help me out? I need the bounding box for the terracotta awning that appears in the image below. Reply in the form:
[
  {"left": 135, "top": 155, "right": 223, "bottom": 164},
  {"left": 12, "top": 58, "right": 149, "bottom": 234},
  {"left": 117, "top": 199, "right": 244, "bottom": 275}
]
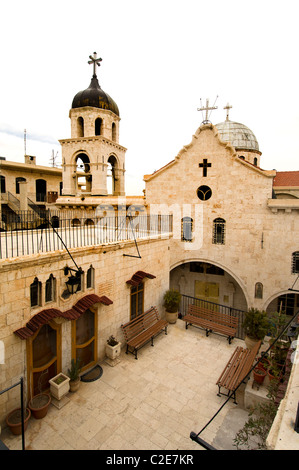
[
  {"left": 14, "top": 294, "right": 113, "bottom": 340},
  {"left": 126, "top": 271, "right": 156, "bottom": 287}
]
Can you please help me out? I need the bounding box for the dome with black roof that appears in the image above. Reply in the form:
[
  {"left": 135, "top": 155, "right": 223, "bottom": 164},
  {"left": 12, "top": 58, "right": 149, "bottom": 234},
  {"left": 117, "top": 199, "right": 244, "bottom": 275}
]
[{"left": 72, "top": 75, "right": 119, "bottom": 116}]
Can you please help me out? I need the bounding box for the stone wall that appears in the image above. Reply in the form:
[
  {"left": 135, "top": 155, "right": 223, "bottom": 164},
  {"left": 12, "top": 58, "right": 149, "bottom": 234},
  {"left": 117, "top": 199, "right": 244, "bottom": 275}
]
[{"left": 0, "top": 236, "right": 170, "bottom": 425}]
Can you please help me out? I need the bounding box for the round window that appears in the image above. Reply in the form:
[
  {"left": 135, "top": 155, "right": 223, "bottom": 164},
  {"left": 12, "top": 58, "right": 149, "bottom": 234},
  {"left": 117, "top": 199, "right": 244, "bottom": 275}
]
[{"left": 197, "top": 185, "right": 212, "bottom": 201}]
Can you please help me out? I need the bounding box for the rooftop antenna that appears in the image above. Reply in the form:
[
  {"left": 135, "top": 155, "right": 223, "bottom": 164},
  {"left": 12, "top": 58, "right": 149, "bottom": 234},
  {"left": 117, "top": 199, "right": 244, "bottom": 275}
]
[
  {"left": 197, "top": 96, "right": 218, "bottom": 124},
  {"left": 24, "top": 129, "right": 26, "bottom": 156}
]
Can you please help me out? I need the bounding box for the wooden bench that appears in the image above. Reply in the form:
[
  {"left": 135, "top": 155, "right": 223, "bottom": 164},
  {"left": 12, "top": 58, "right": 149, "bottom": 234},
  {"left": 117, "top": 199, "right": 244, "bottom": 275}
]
[
  {"left": 183, "top": 304, "right": 238, "bottom": 344},
  {"left": 216, "top": 340, "right": 261, "bottom": 403},
  {"left": 121, "top": 306, "right": 168, "bottom": 359}
]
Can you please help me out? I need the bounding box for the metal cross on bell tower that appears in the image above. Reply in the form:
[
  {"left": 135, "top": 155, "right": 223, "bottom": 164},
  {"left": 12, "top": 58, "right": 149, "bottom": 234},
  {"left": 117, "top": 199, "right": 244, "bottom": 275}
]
[
  {"left": 197, "top": 97, "right": 218, "bottom": 124},
  {"left": 88, "top": 52, "right": 102, "bottom": 77}
]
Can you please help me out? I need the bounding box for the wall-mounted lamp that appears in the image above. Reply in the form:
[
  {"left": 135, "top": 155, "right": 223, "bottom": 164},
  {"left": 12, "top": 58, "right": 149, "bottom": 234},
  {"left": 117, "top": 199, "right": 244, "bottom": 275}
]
[{"left": 64, "top": 266, "right": 83, "bottom": 295}]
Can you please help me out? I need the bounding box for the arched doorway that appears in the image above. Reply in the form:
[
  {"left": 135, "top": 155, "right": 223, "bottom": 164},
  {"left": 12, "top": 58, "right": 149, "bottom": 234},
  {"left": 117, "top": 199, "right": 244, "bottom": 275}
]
[
  {"left": 36, "top": 179, "right": 47, "bottom": 202},
  {"left": 27, "top": 321, "right": 61, "bottom": 398},
  {"left": 71, "top": 308, "right": 97, "bottom": 372},
  {"left": 266, "top": 291, "right": 299, "bottom": 318}
]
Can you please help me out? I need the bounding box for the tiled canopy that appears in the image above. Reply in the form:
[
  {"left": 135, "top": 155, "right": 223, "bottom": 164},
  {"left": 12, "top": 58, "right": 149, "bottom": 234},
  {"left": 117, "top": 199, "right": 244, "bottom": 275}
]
[
  {"left": 14, "top": 294, "right": 113, "bottom": 340},
  {"left": 126, "top": 271, "right": 156, "bottom": 287}
]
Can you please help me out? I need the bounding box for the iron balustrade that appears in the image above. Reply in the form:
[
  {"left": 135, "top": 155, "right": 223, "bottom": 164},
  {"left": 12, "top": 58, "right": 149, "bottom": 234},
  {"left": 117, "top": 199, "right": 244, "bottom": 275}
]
[
  {"left": 0, "top": 214, "right": 173, "bottom": 260},
  {"left": 180, "top": 294, "right": 247, "bottom": 340}
]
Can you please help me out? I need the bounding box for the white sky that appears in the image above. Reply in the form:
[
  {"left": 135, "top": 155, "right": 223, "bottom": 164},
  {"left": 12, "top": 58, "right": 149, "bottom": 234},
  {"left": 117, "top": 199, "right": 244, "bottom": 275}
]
[{"left": 1, "top": 0, "right": 298, "bottom": 195}]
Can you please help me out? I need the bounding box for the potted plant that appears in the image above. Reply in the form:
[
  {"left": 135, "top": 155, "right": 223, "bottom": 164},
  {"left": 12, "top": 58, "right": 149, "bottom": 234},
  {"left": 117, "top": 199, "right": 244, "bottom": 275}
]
[
  {"left": 253, "top": 366, "right": 267, "bottom": 385},
  {"left": 163, "top": 289, "right": 181, "bottom": 324},
  {"left": 49, "top": 372, "right": 70, "bottom": 401},
  {"left": 68, "top": 358, "right": 81, "bottom": 392},
  {"left": 28, "top": 369, "right": 51, "bottom": 419},
  {"left": 106, "top": 335, "right": 121, "bottom": 364},
  {"left": 242, "top": 308, "right": 270, "bottom": 350},
  {"left": 6, "top": 407, "right": 31, "bottom": 435}
]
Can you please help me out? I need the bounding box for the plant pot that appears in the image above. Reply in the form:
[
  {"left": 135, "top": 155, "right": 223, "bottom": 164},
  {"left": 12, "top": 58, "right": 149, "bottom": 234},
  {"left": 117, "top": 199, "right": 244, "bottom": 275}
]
[
  {"left": 6, "top": 407, "right": 31, "bottom": 435},
  {"left": 28, "top": 393, "right": 51, "bottom": 419},
  {"left": 165, "top": 310, "right": 178, "bottom": 324},
  {"left": 253, "top": 368, "right": 267, "bottom": 385},
  {"left": 49, "top": 373, "right": 70, "bottom": 400},
  {"left": 106, "top": 342, "right": 121, "bottom": 360},
  {"left": 256, "top": 357, "right": 270, "bottom": 371},
  {"left": 69, "top": 378, "right": 80, "bottom": 393}
]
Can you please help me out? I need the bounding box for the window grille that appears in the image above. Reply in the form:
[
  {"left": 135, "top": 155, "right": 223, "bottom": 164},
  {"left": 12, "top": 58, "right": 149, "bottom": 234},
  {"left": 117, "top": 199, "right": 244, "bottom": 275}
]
[
  {"left": 181, "top": 217, "right": 193, "bottom": 242},
  {"left": 292, "top": 252, "right": 299, "bottom": 274},
  {"left": 213, "top": 218, "right": 225, "bottom": 245}
]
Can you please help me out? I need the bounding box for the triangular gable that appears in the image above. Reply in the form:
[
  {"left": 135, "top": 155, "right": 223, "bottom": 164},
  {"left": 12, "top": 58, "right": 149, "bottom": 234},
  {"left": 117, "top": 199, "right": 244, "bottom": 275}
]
[{"left": 144, "top": 123, "right": 275, "bottom": 182}]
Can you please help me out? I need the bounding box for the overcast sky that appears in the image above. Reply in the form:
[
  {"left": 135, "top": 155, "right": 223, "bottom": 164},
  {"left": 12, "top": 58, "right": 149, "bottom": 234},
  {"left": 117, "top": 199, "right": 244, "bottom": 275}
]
[{"left": 1, "top": 0, "right": 298, "bottom": 194}]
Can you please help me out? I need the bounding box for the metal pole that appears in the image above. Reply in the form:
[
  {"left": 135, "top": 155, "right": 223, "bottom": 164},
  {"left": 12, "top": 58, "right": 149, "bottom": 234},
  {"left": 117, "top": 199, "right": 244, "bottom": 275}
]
[{"left": 20, "top": 377, "right": 25, "bottom": 450}]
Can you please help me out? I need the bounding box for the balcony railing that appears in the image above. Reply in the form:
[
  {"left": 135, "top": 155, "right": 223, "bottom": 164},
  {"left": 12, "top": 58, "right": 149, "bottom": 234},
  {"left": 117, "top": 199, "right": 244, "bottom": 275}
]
[{"left": 0, "top": 214, "right": 173, "bottom": 260}]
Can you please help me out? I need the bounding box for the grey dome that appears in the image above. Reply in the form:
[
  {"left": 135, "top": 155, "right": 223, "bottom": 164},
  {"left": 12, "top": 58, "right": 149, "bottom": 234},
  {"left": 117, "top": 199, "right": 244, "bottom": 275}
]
[{"left": 215, "top": 120, "right": 259, "bottom": 152}]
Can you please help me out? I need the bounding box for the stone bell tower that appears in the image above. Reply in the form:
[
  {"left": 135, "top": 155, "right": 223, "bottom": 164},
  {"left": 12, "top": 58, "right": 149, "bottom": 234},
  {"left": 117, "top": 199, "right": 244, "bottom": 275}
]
[{"left": 59, "top": 53, "right": 126, "bottom": 199}]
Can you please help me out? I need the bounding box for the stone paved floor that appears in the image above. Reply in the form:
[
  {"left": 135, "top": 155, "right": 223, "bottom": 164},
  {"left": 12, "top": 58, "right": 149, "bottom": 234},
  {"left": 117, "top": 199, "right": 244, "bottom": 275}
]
[{"left": 1, "top": 321, "right": 248, "bottom": 451}]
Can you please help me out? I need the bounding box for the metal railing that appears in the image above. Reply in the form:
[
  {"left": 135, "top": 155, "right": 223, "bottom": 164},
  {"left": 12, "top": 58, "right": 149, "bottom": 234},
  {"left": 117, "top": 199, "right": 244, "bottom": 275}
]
[
  {"left": 0, "top": 214, "right": 173, "bottom": 260},
  {"left": 180, "top": 294, "right": 247, "bottom": 339}
]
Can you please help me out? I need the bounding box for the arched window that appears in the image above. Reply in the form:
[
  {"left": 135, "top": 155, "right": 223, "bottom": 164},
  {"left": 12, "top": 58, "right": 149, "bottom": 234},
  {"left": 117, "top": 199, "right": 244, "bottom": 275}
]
[
  {"left": 181, "top": 217, "right": 193, "bottom": 242},
  {"left": 30, "top": 277, "right": 42, "bottom": 308},
  {"left": 213, "top": 218, "right": 226, "bottom": 245},
  {"left": 107, "top": 155, "right": 117, "bottom": 195},
  {"left": 0, "top": 175, "right": 6, "bottom": 193},
  {"left": 16, "top": 177, "right": 26, "bottom": 194},
  {"left": 86, "top": 266, "right": 95, "bottom": 289},
  {"left": 45, "top": 274, "right": 56, "bottom": 303},
  {"left": 253, "top": 157, "right": 258, "bottom": 166},
  {"left": 255, "top": 282, "right": 263, "bottom": 299},
  {"left": 112, "top": 122, "right": 116, "bottom": 141},
  {"left": 77, "top": 117, "right": 84, "bottom": 137},
  {"left": 71, "top": 218, "right": 81, "bottom": 226},
  {"left": 292, "top": 251, "right": 299, "bottom": 274},
  {"left": 95, "top": 118, "right": 102, "bottom": 136}
]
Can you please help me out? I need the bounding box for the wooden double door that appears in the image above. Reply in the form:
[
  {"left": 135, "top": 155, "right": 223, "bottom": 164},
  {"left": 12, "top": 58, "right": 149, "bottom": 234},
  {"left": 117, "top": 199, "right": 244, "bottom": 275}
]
[{"left": 27, "top": 308, "right": 97, "bottom": 396}]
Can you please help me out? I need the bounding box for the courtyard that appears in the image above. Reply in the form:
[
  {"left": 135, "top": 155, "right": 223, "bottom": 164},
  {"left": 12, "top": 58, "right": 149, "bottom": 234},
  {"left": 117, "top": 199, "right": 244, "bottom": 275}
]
[{"left": 1, "top": 320, "right": 253, "bottom": 451}]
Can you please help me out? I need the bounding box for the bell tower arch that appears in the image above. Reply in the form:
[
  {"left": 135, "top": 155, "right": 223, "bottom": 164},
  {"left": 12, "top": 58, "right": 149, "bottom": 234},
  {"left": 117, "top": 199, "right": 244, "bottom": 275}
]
[{"left": 59, "top": 53, "right": 126, "bottom": 197}]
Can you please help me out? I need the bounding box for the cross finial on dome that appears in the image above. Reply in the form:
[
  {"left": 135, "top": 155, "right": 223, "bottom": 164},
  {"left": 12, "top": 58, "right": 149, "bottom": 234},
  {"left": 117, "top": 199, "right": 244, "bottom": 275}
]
[
  {"left": 88, "top": 52, "right": 102, "bottom": 77},
  {"left": 224, "top": 103, "right": 232, "bottom": 121}
]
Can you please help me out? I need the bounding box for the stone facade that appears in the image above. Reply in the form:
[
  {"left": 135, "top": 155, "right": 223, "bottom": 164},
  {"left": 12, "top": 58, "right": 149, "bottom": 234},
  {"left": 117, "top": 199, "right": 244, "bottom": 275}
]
[{"left": 144, "top": 123, "right": 299, "bottom": 314}]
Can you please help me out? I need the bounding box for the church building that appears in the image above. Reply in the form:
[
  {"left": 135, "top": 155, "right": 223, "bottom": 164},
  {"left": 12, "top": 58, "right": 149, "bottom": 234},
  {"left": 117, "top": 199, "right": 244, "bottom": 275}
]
[{"left": 0, "top": 53, "right": 298, "bottom": 428}]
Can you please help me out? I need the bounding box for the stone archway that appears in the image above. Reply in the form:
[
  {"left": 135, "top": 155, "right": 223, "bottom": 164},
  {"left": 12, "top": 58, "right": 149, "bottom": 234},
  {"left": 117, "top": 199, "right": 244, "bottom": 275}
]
[
  {"left": 265, "top": 290, "right": 299, "bottom": 317},
  {"left": 75, "top": 153, "right": 92, "bottom": 193},
  {"left": 169, "top": 260, "right": 248, "bottom": 312}
]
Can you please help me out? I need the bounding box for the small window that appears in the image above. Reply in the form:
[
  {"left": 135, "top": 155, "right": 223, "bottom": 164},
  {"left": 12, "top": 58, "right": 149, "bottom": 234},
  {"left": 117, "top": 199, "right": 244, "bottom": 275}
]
[
  {"left": 130, "top": 283, "right": 144, "bottom": 320},
  {"left": 87, "top": 266, "right": 95, "bottom": 289},
  {"left": 213, "top": 218, "right": 226, "bottom": 245},
  {"left": 112, "top": 122, "right": 116, "bottom": 141},
  {"left": 77, "top": 117, "right": 84, "bottom": 137},
  {"left": 181, "top": 217, "right": 193, "bottom": 242},
  {"left": 197, "top": 185, "right": 212, "bottom": 201},
  {"left": 16, "top": 177, "right": 26, "bottom": 194},
  {"left": 45, "top": 274, "right": 56, "bottom": 303},
  {"left": 292, "top": 252, "right": 299, "bottom": 274},
  {"left": 30, "top": 277, "right": 42, "bottom": 308},
  {"left": 0, "top": 175, "right": 6, "bottom": 194},
  {"left": 95, "top": 118, "right": 102, "bottom": 136},
  {"left": 255, "top": 282, "right": 263, "bottom": 299}
]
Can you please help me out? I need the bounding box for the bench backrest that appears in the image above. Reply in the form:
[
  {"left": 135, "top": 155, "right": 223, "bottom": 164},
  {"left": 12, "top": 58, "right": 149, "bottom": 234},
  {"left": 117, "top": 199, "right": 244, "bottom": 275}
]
[
  {"left": 187, "top": 304, "right": 238, "bottom": 328},
  {"left": 121, "top": 307, "right": 160, "bottom": 342}
]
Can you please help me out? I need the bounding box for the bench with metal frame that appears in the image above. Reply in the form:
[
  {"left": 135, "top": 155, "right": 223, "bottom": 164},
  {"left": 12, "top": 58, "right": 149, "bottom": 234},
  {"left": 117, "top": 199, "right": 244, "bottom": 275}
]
[
  {"left": 183, "top": 304, "right": 238, "bottom": 344},
  {"left": 121, "top": 306, "right": 168, "bottom": 359}
]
